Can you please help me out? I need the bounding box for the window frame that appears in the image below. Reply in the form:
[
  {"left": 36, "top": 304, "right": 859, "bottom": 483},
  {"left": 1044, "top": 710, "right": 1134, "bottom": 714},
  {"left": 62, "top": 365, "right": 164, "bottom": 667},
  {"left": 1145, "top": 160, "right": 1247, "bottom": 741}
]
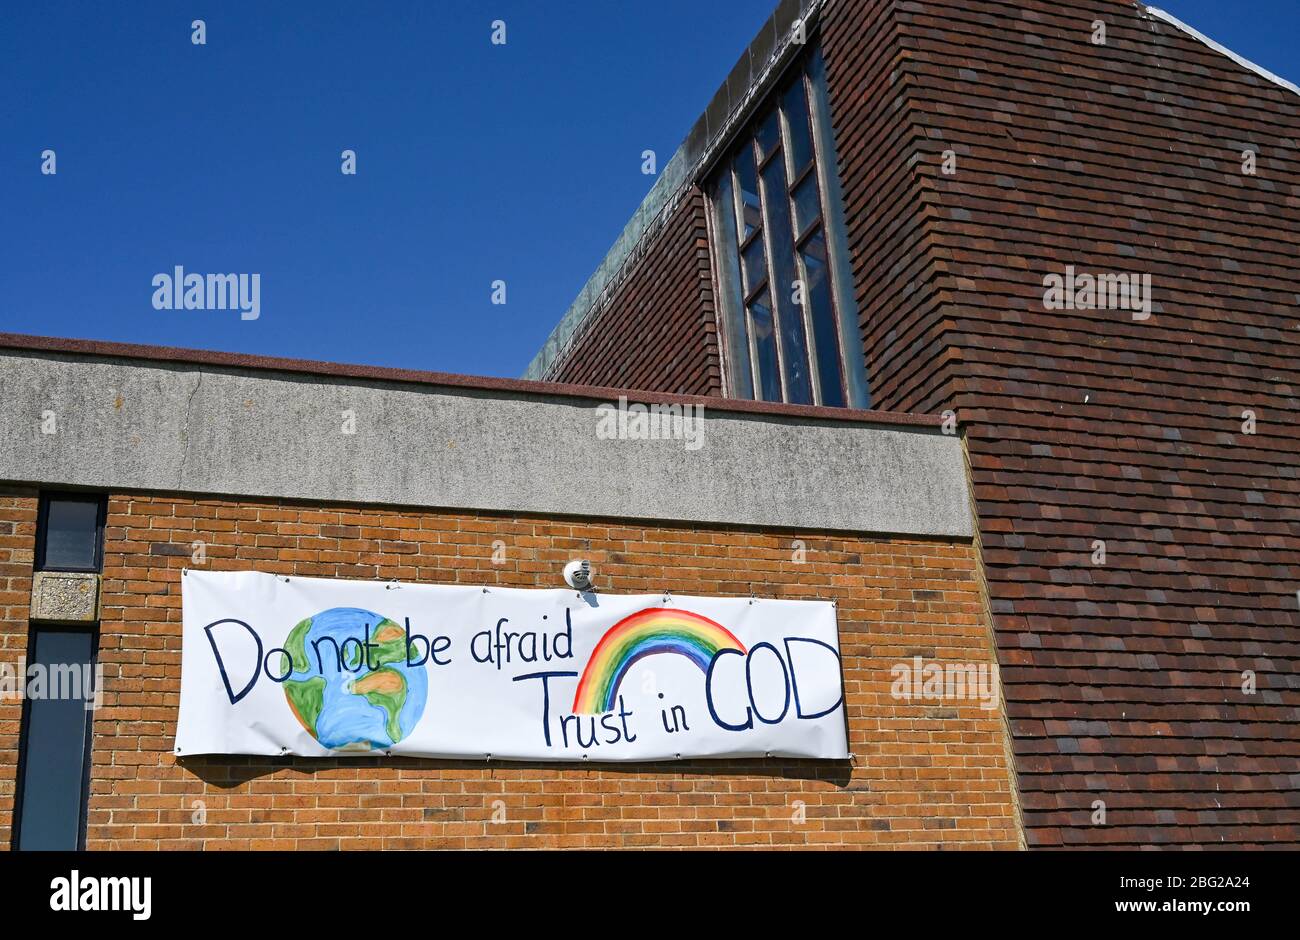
[
  {"left": 705, "top": 42, "right": 869, "bottom": 409},
  {"left": 34, "top": 491, "right": 106, "bottom": 574},
  {"left": 11, "top": 623, "right": 100, "bottom": 851}
]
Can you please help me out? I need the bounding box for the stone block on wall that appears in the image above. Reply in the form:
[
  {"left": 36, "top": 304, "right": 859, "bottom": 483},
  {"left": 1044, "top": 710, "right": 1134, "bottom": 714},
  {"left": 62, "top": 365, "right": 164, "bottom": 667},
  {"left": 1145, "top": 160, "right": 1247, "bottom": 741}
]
[{"left": 30, "top": 571, "right": 100, "bottom": 623}]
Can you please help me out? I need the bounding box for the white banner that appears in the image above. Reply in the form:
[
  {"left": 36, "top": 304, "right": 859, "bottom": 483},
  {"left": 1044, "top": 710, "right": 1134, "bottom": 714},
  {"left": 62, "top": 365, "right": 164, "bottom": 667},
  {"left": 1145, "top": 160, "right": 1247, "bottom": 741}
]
[{"left": 176, "top": 570, "right": 848, "bottom": 761}]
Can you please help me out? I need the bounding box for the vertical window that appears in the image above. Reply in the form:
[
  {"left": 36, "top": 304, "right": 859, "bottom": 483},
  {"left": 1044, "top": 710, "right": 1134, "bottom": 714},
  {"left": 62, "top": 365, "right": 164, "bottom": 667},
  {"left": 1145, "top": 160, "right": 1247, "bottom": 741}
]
[
  {"left": 707, "top": 45, "right": 871, "bottom": 408},
  {"left": 14, "top": 492, "right": 104, "bottom": 850},
  {"left": 13, "top": 627, "right": 97, "bottom": 850}
]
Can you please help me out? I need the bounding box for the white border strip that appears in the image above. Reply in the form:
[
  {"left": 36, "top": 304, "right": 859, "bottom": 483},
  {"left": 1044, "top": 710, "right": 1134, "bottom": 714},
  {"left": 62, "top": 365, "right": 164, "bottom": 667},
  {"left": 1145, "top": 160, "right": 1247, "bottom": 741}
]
[{"left": 1144, "top": 6, "right": 1300, "bottom": 98}]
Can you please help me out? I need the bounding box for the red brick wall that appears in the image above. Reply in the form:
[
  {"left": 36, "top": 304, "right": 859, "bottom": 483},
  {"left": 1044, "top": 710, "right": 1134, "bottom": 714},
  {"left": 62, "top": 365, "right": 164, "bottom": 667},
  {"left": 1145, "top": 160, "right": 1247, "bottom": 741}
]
[
  {"left": 72, "top": 493, "right": 1020, "bottom": 849},
  {"left": 823, "top": 0, "right": 1300, "bottom": 846},
  {"left": 822, "top": 0, "right": 962, "bottom": 415},
  {"left": 543, "top": 191, "right": 723, "bottom": 396},
  {"left": 0, "top": 488, "right": 37, "bottom": 850}
]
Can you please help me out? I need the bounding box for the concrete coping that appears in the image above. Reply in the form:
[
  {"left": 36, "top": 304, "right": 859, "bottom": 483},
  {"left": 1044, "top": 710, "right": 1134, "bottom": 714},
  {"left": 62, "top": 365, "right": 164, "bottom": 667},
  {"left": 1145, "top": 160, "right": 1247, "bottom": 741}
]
[
  {"left": 0, "top": 332, "right": 938, "bottom": 431},
  {"left": 0, "top": 333, "right": 972, "bottom": 540}
]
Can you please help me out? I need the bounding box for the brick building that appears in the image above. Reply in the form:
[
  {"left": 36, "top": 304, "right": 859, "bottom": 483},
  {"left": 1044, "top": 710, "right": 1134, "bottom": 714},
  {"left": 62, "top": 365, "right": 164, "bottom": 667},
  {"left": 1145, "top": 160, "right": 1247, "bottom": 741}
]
[
  {"left": 1, "top": 0, "right": 1296, "bottom": 853},
  {"left": 525, "top": 0, "right": 1300, "bottom": 849},
  {"left": 0, "top": 334, "right": 1019, "bottom": 850}
]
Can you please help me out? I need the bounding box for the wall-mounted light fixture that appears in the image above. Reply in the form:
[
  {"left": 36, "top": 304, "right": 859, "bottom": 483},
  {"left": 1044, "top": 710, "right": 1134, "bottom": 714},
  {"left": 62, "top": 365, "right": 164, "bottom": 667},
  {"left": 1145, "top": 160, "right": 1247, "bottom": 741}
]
[{"left": 563, "top": 559, "right": 594, "bottom": 592}]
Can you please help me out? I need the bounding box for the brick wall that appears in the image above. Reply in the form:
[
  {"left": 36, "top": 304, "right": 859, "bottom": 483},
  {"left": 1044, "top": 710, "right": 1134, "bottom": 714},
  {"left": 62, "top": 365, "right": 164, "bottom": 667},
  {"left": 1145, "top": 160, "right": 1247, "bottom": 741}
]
[
  {"left": 822, "top": 0, "right": 961, "bottom": 415},
  {"left": 0, "top": 488, "right": 37, "bottom": 849},
  {"left": 822, "top": 0, "right": 1300, "bottom": 846},
  {"left": 70, "top": 492, "right": 1019, "bottom": 849},
  {"left": 543, "top": 191, "right": 723, "bottom": 396},
  {"left": 524, "top": 0, "right": 1300, "bottom": 849}
]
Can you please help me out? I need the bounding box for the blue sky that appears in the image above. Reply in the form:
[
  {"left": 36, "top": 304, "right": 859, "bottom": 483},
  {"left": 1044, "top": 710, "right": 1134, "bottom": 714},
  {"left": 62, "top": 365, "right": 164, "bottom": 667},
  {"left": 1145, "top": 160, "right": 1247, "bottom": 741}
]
[{"left": 1, "top": 0, "right": 1296, "bottom": 379}]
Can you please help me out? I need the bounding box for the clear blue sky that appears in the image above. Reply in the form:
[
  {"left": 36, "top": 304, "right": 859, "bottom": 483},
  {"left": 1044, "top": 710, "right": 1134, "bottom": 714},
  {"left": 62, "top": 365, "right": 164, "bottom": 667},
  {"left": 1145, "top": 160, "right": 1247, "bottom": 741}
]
[{"left": 2, "top": 0, "right": 1296, "bottom": 379}]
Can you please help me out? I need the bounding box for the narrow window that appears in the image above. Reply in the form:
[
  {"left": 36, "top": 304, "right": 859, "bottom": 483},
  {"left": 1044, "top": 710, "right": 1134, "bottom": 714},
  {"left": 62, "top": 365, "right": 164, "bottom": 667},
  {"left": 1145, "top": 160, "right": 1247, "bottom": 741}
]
[
  {"left": 707, "top": 44, "right": 871, "bottom": 408},
  {"left": 35, "top": 492, "right": 104, "bottom": 572},
  {"left": 14, "top": 492, "right": 104, "bottom": 850},
  {"left": 13, "top": 627, "right": 97, "bottom": 850},
  {"left": 708, "top": 169, "right": 753, "bottom": 399}
]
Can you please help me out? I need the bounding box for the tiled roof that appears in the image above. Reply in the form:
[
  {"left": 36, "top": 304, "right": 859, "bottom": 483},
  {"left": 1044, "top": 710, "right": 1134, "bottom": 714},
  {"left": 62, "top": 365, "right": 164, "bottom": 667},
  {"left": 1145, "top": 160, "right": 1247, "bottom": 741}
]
[{"left": 829, "top": 0, "right": 1300, "bottom": 846}]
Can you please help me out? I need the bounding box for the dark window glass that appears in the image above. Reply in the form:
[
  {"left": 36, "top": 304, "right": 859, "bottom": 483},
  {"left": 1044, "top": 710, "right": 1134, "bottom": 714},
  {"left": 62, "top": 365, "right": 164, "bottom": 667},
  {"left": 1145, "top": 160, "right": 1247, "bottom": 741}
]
[
  {"left": 709, "top": 170, "right": 754, "bottom": 399},
  {"left": 37, "top": 495, "right": 102, "bottom": 571},
  {"left": 806, "top": 43, "right": 871, "bottom": 407},
  {"left": 748, "top": 291, "right": 782, "bottom": 402},
  {"left": 756, "top": 110, "right": 781, "bottom": 161},
  {"left": 800, "top": 231, "right": 846, "bottom": 408},
  {"left": 792, "top": 172, "right": 821, "bottom": 240},
  {"left": 707, "top": 43, "right": 868, "bottom": 407},
  {"left": 735, "top": 148, "right": 761, "bottom": 240},
  {"left": 741, "top": 233, "right": 768, "bottom": 295},
  {"left": 760, "top": 155, "right": 812, "bottom": 404},
  {"left": 15, "top": 628, "right": 96, "bottom": 850},
  {"left": 783, "top": 79, "right": 815, "bottom": 174}
]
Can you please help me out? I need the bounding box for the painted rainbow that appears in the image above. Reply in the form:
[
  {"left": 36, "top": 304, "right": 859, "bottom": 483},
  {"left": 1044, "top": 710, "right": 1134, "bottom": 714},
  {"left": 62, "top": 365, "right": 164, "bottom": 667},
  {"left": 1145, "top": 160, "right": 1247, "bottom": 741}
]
[{"left": 571, "top": 607, "right": 746, "bottom": 714}]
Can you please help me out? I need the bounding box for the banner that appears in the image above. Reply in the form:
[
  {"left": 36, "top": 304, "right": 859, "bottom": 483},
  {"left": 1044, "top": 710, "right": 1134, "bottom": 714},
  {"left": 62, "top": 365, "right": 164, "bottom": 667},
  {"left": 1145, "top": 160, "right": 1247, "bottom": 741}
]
[{"left": 176, "top": 570, "right": 848, "bottom": 761}]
